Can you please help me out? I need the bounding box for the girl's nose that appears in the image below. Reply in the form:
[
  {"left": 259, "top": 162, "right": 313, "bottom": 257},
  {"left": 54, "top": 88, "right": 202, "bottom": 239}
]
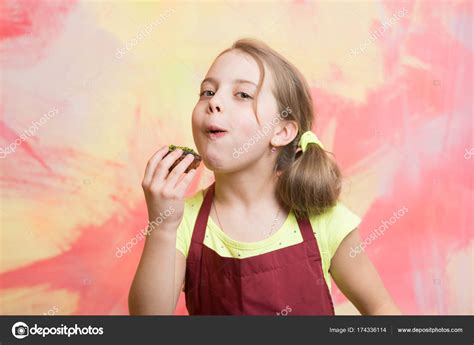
[
  {"left": 208, "top": 104, "right": 221, "bottom": 113},
  {"left": 208, "top": 97, "right": 222, "bottom": 114}
]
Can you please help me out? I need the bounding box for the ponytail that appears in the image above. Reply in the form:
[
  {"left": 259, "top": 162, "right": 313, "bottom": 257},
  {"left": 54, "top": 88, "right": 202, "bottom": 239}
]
[{"left": 276, "top": 138, "right": 342, "bottom": 219}]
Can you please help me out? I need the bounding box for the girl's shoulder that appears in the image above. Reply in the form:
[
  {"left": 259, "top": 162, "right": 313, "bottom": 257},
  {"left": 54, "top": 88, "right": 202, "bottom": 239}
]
[
  {"left": 176, "top": 187, "right": 208, "bottom": 258},
  {"left": 309, "top": 201, "right": 361, "bottom": 228},
  {"left": 308, "top": 201, "right": 362, "bottom": 258},
  {"left": 182, "top": 186, "right": 209, "bottom": 218}
]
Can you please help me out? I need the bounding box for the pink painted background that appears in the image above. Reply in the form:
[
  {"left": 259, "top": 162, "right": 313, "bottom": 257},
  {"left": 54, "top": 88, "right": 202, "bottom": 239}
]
[{"left": 0, "top": 1, "right": 472, "bottom": 315}]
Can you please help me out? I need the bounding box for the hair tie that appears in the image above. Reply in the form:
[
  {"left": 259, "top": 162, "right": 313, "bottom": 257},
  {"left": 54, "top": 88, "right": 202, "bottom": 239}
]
[{"left": 298, "top": 131, "right": 324, "bottom": 152}]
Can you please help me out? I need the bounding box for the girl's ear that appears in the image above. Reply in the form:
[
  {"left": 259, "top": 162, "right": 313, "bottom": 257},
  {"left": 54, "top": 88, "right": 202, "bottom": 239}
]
[{"left": 271, "top": 120, "right": 299, "bottom": 148}]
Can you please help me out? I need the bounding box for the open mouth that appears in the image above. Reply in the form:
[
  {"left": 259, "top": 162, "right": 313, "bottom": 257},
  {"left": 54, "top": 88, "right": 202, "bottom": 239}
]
[
  {"left": 206, "top": 127, "right": 228, "bottom": 139},
  {"left": 205, "top": 125, "right": 228, "bottom": 139}
]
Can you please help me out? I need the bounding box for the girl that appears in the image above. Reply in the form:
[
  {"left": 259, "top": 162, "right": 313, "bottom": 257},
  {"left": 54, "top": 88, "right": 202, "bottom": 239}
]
[{"left": 129, "top": 38, "right": 400, "bottom": 315}]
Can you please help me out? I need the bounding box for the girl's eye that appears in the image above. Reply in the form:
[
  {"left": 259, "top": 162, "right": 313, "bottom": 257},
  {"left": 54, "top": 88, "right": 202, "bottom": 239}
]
[
  {"left": 199, "top": 90, "right": 215, "bottom": 97},
  {"left": 236, "top": 92, "right": 253, "bottom": 100}
]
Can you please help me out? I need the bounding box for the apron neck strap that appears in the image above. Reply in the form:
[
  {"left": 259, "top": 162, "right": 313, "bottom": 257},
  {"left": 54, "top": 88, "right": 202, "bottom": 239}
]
[
  {"left": 296, "top": 217, "right": 316, "bottom": 242},
  {"left": 192, "top": 182, "right": 215, "bottom": 244}
]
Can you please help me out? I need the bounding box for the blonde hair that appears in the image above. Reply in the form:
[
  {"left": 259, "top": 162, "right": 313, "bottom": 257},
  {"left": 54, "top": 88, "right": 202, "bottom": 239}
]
[{"left": 216, "top": 38, "right": 342, "bottom": 219}]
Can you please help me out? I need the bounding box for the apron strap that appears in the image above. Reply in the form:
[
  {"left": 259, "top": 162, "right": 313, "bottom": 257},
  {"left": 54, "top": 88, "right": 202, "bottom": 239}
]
[
  {"left": 297, "top": 217, "right": 314, "bottom": 242},
  {"left": 191, "top": 182, "right": 215, "bottom": 245},
  {"left": 297, "top": 216, "right": 322, "bottom": 260}
]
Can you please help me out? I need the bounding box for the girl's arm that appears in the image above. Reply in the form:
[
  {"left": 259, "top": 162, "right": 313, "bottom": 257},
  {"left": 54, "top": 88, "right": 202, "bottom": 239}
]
[
  {"left": 329, "top": 228, "right": 402, "bottom": 315},
  {"left": 128, "top": 228, "right": 186, "bottom": 315},
  {"left": 129, "top": 146, "right": 197, "bottom": 315}
]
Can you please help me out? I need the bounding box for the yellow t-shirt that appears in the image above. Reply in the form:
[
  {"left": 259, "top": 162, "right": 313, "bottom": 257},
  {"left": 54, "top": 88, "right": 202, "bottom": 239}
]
[{"left": 176, "top": 189, "right": 361, "bottom": 291}]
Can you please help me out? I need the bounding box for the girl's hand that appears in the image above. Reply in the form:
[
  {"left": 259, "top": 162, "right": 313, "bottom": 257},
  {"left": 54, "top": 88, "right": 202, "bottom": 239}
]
[{"left": 141, "top": 145, "right": 198, "bottom": 232}]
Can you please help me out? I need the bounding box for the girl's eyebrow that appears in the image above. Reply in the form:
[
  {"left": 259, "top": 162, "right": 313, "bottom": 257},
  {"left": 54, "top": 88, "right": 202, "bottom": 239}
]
[{"left": 200, "top": 77, "right": 257, "bottom": 87}]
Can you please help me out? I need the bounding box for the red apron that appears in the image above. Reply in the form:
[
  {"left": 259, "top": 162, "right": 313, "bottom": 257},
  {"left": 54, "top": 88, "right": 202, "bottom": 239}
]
[{"left": 184, "top": 182, "right": 335, "bottom": 315}]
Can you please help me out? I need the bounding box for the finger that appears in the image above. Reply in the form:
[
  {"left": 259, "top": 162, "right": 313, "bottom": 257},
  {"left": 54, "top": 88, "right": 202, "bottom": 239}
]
[
  {"left": 176, "top": 172, "right": 187, "bottom": 185},
  {"left": 151, "top": 148, "right": 185, "bottom": 183},
  {"left": 143, "top": 145, "right": 169, "bottom": 185},
  {"left": 176, "top": 163, "right": 198, "bottom": 185},
  {"left": 163, "top": 154, "right": 196, "bottom": 189},
  {"left": 175, "top": 169, "right": 197, "bottom": 196}
]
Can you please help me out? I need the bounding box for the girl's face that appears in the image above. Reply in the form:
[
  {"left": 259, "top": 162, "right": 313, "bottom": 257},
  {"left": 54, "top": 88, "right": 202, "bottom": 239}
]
[{"left": 192, "top": 50, "right": 279, "bottom": 172}]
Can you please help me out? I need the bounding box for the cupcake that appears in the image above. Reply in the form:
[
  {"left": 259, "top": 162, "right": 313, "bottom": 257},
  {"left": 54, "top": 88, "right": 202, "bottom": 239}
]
[{"left": 166, "top": 145, "right": 202, "bottom": 173}]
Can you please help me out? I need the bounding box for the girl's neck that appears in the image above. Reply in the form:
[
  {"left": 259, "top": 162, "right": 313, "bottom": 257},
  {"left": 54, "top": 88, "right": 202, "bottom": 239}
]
[
  {"left": 213, "top": 169, "right": 280, "bottom": 210},
  {"left": 209, "top": 170, "right": 290, "bottom": 242}
]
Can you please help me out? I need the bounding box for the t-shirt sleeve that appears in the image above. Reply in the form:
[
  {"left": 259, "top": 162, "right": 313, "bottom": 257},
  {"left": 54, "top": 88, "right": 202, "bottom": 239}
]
[
  {"left": 175, "top": 215, "right": 191, "bottom": 258},
  {"left": 175, "top": 191, "right": 202, "bottom": 258},
  {"left": 323, "top": 202, "right": 362, "bottom": 259}
]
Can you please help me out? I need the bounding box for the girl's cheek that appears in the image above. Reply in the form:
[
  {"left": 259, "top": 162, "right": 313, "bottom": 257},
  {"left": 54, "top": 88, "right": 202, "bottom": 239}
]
[
  {"left": 191, "top": 107, "right": 201, "bottom": 126},
  {"left": 235, "top": 117, "right": 260, "bottom": 139}
]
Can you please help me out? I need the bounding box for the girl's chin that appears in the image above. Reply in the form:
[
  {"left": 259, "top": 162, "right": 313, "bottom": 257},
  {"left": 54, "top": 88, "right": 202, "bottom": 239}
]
[
  {"left": 201, "top": 148, "right": 234, "bottom": 171},
  {"left": 201, "top": 155, "right": 225, "bottom": 171}
]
